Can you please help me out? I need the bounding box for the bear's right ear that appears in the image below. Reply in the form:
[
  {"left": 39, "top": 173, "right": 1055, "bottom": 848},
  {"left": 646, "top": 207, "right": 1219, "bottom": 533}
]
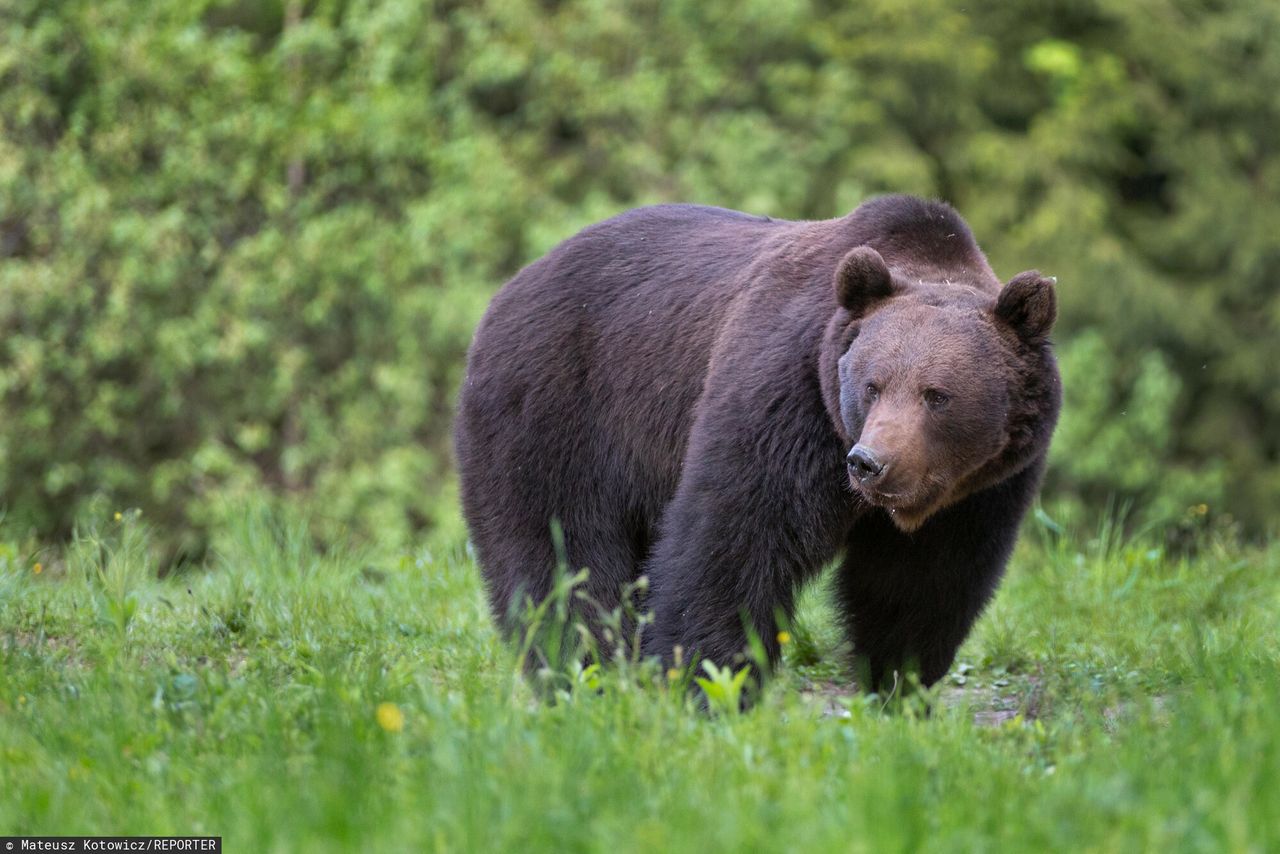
[{"left": 835, "top": 246, "right": 894, "bottom": 316}]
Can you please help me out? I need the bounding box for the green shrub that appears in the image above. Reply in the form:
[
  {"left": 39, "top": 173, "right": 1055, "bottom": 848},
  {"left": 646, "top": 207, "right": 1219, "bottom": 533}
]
[
  {"left": 2, "top": 0, "right": 1276, "bottom": 553},
  {"left": 1047, "top": 330, "right": 1226, "bottom": 529}
]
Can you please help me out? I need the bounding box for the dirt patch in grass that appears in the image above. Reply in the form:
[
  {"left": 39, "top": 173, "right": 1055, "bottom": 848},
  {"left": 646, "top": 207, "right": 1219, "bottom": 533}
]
[{"left": 799, "top": 670, "right": 1047, "bottom": 727}]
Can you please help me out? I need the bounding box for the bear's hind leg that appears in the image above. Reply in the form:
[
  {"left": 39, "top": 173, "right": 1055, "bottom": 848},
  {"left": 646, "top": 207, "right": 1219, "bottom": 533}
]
[{"left": 475, "top": 510, "right": 648, "bottom": 666}]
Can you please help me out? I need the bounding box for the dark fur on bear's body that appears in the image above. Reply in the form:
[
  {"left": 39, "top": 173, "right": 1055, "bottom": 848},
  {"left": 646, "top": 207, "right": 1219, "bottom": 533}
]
[{"left": 455, "top": 195, "right": 1060, "bottom": 692}]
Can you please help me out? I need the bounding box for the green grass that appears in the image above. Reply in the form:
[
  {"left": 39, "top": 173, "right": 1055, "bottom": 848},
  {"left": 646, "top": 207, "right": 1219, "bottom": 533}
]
[{"left": 2, "top": 505, "right": 1278, "bottom": 852}]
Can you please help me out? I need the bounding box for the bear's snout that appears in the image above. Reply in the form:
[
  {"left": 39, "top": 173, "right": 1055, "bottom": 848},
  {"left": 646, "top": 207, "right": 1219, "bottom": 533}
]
[{"left": 846, "top": 444, "right": 885, "bottom": 483}]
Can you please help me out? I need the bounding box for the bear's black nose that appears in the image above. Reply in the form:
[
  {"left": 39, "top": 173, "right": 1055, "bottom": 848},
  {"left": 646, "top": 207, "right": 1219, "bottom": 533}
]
[{"left": 847, "top": 445, "right": 884, "bottom": 481}]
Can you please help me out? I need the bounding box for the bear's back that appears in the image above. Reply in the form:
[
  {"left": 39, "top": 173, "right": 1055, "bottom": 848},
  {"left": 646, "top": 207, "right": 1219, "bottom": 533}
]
[
  {"left": 466, "top": 203, "right": 797, "bottom": 415},
  {"left": 457, "top": 205, "right": 802, "bottom": 543}
]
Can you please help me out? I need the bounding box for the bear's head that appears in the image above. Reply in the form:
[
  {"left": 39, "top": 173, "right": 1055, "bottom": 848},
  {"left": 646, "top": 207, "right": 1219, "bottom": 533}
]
[{"left": 824, "top": 246, "right": 1061, "bottom": 532}]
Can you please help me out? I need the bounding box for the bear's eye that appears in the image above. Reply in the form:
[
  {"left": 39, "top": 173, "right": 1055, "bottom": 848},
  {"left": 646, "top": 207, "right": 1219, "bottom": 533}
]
[
  {"left": 865, "top": 383, "right": 880, "bottom": 403},
  {"left": 923, "top": 389, "right": 951, "bottom": 410}
]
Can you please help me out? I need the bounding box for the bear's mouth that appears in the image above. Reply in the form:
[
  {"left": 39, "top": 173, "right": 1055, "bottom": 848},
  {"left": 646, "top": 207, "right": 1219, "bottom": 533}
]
[
  {"left": 860, "top": 486, "right": 909, "bottom": 507},
  {"left": 851, "top": 478, "right": 947, "bottom": 531},
  {"left": 853, "top": 481, "right": 910, "bottom": 511}
]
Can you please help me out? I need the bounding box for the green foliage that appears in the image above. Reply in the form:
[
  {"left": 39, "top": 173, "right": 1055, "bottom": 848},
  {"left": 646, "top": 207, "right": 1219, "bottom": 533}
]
[
  {"left": 67, "top": 507, "right": 151, "bottom": 636},
  {"left": 1049, "top": 329, "right": 1227, "bottom": 527},
  {"left": 2, "top": 0, "right": 1276, "bottom": 548},
  {"left": 694, "top": 659, "right": 753, "bottom": 716}
]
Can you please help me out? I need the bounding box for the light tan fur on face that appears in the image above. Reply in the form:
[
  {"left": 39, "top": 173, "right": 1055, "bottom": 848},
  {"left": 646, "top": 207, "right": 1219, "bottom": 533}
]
[{"left": 844, "top": 301, "right": 1012, "bottom": 531}]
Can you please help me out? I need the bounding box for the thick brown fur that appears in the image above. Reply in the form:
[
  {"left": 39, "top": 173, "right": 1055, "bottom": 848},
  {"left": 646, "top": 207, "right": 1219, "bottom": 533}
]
[{"left": 455, "top": 195, "right": 1061, "bottom": 693}]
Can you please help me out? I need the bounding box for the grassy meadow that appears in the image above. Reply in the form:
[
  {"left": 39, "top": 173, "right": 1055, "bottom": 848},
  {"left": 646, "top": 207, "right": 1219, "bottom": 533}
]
[{"left": 2, "top": 506, "right": 1277, "bottom": 852}]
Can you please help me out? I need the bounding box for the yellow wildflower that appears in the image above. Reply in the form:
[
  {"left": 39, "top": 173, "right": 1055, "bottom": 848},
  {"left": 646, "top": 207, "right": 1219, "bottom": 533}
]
[
  {"left": 666, "top": 667, "right": 682, "bottom": 682},
  {"left": 114, "top": 511, "right": 123, "bottom": 522},
  {"left": 33, "top": 562, "right": 42, "bottom": 575},
  {"left": 376, "top": 702, "right": 404, "bottom": 733},
  {"left": 777, "top": 631, "right": 792, "bottom": 645}
]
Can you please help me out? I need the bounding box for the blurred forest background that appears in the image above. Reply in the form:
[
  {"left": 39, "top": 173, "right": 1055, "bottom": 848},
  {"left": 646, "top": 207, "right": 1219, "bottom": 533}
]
[{"left": 2, "top": 0, "right": 1277, "bottom": 561}]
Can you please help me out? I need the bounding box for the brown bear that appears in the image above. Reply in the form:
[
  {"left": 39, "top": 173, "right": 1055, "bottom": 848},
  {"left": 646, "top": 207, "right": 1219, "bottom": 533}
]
[{"left": 455, "top": 195, "right": 1060, "bottom": 693}]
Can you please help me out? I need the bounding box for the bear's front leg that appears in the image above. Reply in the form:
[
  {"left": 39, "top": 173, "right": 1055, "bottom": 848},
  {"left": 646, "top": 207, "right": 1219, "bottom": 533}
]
[
  {"left": 836, "top": 459, "right": 1045, "bottom": 694},
  {"left": 640, "top": 405, "right": 850, "bottom": 680}
]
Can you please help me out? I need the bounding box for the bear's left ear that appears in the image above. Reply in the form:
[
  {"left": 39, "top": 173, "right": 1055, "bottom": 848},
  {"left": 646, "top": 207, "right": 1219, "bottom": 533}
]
[
  {"left": 995, "top": 271, "right": 1057, "bottom": 341},
  {"left": 835, "top": 246, "right": 894, "bottom": 316}
]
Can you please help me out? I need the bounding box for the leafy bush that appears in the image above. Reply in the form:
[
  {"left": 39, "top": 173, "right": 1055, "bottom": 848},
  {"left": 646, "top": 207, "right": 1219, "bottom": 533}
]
[
  {"left": 1047, "top": 330, "right": 1226, "bottom": 528},
  {"left": 2, "top": 0, "right": 1276, "bottom": 554}
]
